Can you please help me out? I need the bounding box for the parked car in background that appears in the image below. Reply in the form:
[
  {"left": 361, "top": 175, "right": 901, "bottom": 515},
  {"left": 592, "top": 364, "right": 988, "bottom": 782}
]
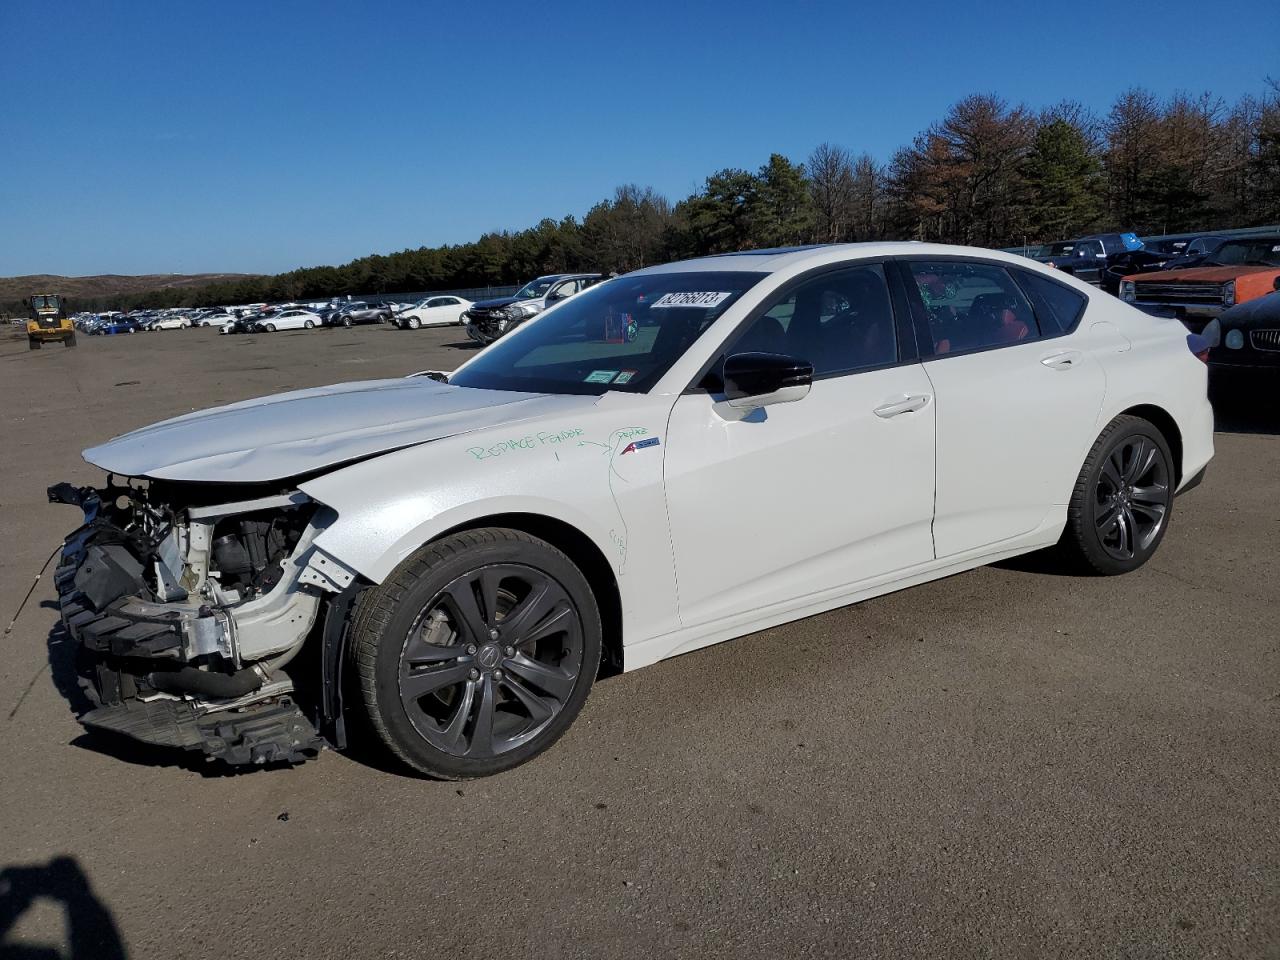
[
  {"left": 1121, "top": 236, "right": 1280, "bottom": 331},
  {"left": 464, "top": 273, "right": 605, "bottom": 344},
  {"left": 220, "top": 315, "right": 261, "bottom": 335},
  {"left": 393, "top": 295, "right": 473, "bottom": 329},
  {"left": 326, "top": 301, "right": 393, "bottom": 327},
  {"left": 92, "top": 316, "right": 144, "bottom": 335},
  {"left": 1032, "top": 232, "right": 1144, "bottom": 286},
  {"left": 254, "top": 308, "right": 323, "bottom": 332},
  {"left": 1203, "top": 287, "right": 1280, "bottom": 372},
  {"left": 194, "top": 310, "right": 237, "bottom": 327},
  {"left": 1101, "top": 248, "right": 1179, "bottom": 295},
  {"left": 1160, "top": 235, "right": 1229, "bottom": 272},
  {"left": 149, "top": 314, "right": 193, "bottom": 331}
]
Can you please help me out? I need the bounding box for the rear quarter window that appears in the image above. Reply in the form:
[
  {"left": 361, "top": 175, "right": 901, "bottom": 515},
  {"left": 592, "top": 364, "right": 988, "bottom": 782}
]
[{"left": 1013, "top": 269, "right": 1088, "bottom": 335}]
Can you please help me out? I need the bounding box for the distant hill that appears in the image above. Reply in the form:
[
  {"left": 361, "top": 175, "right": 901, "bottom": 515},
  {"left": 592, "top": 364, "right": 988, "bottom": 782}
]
[{"left": 0, "top": 273, "right": 260, "bottom": 306}]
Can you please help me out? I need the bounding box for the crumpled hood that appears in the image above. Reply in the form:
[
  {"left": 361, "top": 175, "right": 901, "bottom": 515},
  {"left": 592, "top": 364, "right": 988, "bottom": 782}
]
[
  {"left": 469, "top": 296, "right": 520, "bottom": 312},
  {"left": 82, "top": 377, "right": 587, "bottom": 483}
]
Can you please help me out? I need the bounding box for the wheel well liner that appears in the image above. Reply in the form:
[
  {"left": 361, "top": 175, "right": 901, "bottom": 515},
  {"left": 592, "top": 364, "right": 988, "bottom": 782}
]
[
  {"left": 1118, "top": 404, "right": 1183, "bottom": 484},
  {"left": 436, "top": 513, "right": 624, "bottom": 676}
]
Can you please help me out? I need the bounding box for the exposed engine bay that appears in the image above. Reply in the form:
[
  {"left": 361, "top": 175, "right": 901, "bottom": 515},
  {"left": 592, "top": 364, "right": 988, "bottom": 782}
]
[{"left": 48, "top": 477, "right": 361, "bottom": 766}]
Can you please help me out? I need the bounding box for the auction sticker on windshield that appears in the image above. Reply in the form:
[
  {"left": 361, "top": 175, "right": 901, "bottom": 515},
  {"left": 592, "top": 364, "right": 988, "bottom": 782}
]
[
  {"left": 651, "top": 292, "right": 733, "bottom": 308},
  {"left": 585, "top": 370, "right": 618, "bottom": 383}
]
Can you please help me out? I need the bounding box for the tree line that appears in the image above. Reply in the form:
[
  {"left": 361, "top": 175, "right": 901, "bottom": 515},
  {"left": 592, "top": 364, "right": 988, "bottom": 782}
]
[{"left": 40, "top": 82, "right": 1280, "bottom": 313}]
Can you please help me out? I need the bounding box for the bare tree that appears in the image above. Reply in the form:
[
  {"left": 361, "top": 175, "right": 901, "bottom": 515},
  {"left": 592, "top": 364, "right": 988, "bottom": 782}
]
[{"left": 807, "top": 143, "right": 856, "bottom": 242}]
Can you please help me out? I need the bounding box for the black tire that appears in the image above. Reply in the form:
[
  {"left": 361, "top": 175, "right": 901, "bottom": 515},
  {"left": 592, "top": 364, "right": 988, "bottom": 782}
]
[
  {"left": 342, "top": 316, "right": 352, "bottom": 328},
  {"left": 264, "top": 323, "right": 276, "bottom": 332},
  {"left": 304, "top": 320, "right": 314, "bottom": 329},
  {"left": 64, "top": 334, "right": 77, "bottom": 348},
  {"left": 1060, "top": 414, "right": 1175, "bottom": 575},
  {"left": 28, "top": 337, "right": 40, "bottom": 350},
  {"left": 351, "top": 528, "right": 602, "bottom": 779},
  {"left": 408, "top": 317, "right": 421, "bottom": 330}
]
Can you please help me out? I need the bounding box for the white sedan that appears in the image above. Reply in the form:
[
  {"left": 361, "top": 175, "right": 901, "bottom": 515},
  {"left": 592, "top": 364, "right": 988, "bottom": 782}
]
[
  {"left": 394, "top": 295, "right": 473, "bottom": 329},
  {"left": 195, "top": 312, "right": 236, "bottom": 327},
  {"left": 50, "top": 243, "right": 1213, "bottom": 778},
  {"left": 150, "top": 315, "right": 192, "bottom": 330},
  {"left": 254, "top": 308, "right": 322, "bottom": 331}
]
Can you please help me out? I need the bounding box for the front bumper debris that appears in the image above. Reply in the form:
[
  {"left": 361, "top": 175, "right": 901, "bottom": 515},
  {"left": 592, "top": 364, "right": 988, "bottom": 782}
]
[{"left": 50, "top": 482, "right": 327, "bottom": 767}]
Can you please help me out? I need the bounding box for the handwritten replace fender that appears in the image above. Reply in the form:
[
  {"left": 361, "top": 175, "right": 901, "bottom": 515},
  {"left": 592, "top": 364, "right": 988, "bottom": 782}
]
[{"left": 299, "top": 391, "right": 683, "bottom": 650}]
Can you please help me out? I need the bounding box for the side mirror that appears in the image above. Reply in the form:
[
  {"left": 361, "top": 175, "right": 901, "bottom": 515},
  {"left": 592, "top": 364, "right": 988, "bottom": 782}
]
[{"left": 722, "top": 352, "right": 813, "bottom": 410}]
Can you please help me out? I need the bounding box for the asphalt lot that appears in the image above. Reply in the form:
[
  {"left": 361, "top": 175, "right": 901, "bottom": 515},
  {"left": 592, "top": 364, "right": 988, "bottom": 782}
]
[{"left": 0, "top": 322, "right": 1277, "bottom": 960}]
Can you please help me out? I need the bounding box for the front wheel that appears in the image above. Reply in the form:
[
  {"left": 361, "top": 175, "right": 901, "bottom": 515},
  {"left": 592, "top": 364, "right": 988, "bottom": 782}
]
[
  {"left": 351, "top": 528, "right": 602, "bottom": 779},
  {"left": 1059, "top": 415, "right": 1174, "bottom": 575},
  {"left": 28, "top": 338, "right": 40, "bottom": 350},
  {"left": 264, "top": 323, "right": 276, "bottom": 332},
  {"left": 342, "top": 317, "right": 352, "bottom": 328},
  {"left": 407, "top": 317, "right": 421, "bottom": 330},
  {"left": 64, "top": 334, "right": 77, "bottom": 348}
]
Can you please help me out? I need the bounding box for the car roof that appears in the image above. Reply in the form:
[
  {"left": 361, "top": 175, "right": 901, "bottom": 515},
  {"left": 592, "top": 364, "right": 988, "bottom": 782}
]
[{"left": 628, "top": 241, "right": 1037, "bottom": 276}]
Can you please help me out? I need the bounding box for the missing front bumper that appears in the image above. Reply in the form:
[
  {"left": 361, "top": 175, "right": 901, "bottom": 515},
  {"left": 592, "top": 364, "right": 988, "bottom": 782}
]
[{"left": 51, "top": 483, "right": 329, "bottom": 767}]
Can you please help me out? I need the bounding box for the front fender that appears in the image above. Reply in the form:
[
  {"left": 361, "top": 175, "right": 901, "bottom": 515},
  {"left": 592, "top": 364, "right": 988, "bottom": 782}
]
[{"left": 298, "top": 394, "right": 682, "bottom": 648}]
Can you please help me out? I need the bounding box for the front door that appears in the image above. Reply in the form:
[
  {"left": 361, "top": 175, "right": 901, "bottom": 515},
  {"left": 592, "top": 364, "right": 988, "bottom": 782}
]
[{"left": 663, "top": 263, "right": 937, "bottom": 629}]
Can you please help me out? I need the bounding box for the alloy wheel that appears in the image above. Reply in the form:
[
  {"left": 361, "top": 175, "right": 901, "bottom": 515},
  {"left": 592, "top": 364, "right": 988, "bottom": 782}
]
[
  {"left": 398, "top": 564, "right": 584, "bottom": 759},
  {"left": 1094, "top": 435, "right": 1170, "bottom": 561}
]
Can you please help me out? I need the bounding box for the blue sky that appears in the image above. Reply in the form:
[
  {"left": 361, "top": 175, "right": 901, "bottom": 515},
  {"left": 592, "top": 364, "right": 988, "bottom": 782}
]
[{"left": 2, "top": 0, "right": 1277, "bottom": 277}]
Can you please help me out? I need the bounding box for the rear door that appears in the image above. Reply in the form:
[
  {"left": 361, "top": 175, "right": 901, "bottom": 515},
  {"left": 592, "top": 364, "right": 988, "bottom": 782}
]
[{"left": 897, "top": 259, "right": 1106, "bottom": 558}]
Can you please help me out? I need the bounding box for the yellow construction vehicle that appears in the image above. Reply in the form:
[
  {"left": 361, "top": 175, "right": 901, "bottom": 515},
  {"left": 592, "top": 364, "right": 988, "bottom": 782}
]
[{"left": 25, "top": 293, "right": 76, "bottom": 349}]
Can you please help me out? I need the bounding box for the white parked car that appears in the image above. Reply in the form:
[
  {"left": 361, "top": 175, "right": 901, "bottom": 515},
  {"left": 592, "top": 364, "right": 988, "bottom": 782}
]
[
  {"left": 255, "top": 308, "right": 322, "bottom": 331},
  {"left": 195, "top": 311, "right": 236, "bottom": 328},
  {"left": 50, "top": 243, "right": 1212, "bottom": 777},
  {"left": 393, "top": 295, "right": 473, "bottom": 329},
  {"left": 150, "top": 314, "right": 192, "bottom": 330}
]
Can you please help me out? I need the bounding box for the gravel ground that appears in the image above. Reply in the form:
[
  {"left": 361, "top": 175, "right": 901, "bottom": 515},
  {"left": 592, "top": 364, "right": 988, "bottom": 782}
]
[{"left": 0, "top": 323, "right": 1277, "bottom": 960}]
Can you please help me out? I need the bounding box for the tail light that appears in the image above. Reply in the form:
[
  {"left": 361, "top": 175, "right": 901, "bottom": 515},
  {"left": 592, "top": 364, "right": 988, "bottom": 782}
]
[{"left": 1186, "top": 333, "right": 1211, "bottom": 363}]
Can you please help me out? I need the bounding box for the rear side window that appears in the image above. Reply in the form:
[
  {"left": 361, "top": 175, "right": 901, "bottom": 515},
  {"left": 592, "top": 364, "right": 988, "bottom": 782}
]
[
  {"left": 904, "top": 261, "right": 1039, "bottom": 356},
  {"left": 1014, "top": 269, "right": 1088, "bottom": 335}
]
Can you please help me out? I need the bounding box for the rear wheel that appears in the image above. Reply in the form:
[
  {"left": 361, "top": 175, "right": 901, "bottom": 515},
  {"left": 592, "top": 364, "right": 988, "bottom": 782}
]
[
  {"left": 304, "top": 320, "right": 314, "bottom": 329},
  {"left": 1060, "top": 415, "right": 1174, "bottom": 575},
  {"left": 351, "top": 528, "right": 601, "bottom": 779}
]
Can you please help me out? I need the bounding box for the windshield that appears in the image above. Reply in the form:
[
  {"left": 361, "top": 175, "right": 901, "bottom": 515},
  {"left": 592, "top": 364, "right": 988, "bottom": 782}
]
[
  {"left": 515, "top": 279, "right": 555, "bottom": 300},
  {"left": 1208, "top": 240, "right": 1280, "bottom": 267},
  {"left": 450, "top": 271, "right": 767, "bottom": 395},
  {"left": 1045, "top": 242, "right": 1076, "bottom": 257},
  {"left": 31, "top": 295, "right": 60, "bottom": 310}
]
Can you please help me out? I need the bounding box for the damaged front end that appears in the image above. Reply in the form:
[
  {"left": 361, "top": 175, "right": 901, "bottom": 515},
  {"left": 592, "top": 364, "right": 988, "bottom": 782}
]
[{"left": 48, "top": 478, "right": 361, "bottom": 767}]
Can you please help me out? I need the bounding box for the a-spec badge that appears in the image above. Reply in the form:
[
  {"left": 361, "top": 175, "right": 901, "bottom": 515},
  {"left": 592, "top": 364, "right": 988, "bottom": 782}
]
[{"left": 620, "top": 437, "right": 661, "bottom": 455}]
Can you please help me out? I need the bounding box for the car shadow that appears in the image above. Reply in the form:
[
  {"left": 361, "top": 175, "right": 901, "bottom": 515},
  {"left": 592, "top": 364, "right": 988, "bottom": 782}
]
[
  {"left": 0, "top": 856, "right": 127, "bottom": 959},
  {"left": 1210, "top": 371, "right": 1280, "bottom": 436}
]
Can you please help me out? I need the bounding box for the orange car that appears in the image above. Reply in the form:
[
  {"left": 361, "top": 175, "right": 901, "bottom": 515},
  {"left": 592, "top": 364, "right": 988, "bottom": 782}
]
[{"left": 1119, "top": 236, "right": 1280, "bottom": 331}]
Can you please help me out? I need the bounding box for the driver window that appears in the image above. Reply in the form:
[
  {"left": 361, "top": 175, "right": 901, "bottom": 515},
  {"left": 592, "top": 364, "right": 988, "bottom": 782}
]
[{"left": 727, "top": 263, "right": 898, "bottom": 376}]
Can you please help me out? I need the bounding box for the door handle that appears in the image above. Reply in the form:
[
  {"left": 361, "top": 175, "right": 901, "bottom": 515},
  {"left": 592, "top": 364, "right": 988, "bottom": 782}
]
[
  {"left": 873, "top": 394, "right": 931, "bottom": 418},
  {"left": 1041, "top": 349, "right": 1083, "bottom": 370}
]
